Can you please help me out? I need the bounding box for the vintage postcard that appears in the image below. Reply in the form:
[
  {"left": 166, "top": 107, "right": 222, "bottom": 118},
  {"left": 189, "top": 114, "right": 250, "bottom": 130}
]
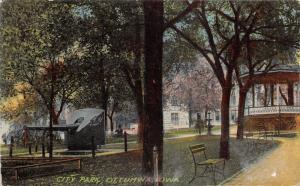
[{"left": 0, "top": 0, "right": 299, "bottom": 185}]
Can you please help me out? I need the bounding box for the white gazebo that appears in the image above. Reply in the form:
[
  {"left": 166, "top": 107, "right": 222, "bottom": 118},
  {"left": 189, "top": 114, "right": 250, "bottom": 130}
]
[{"left": 234, "top": 64, "right": 300, "bottom": 130}]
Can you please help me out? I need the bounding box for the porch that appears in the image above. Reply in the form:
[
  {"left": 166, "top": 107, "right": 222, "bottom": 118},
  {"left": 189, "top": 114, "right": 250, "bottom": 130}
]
[{"left": 245, "top": 105, "right": 300, "bottom": 116}]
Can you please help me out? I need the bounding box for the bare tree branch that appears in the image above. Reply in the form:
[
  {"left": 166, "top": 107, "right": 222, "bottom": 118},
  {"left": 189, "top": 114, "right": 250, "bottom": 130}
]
[{"left": 163, "top": 0, "right": 200, "bottom": 31}]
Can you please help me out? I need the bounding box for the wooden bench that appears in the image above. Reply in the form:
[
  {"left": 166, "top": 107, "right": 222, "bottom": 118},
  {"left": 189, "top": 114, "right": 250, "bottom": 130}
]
[
  {"left": 244, "top": 131, "right": 261, "bottom": 154},
  {"left": 189, "top": 144, "right": 225, "bottom": 184},
  {"left": 244, "top": 125, "right": 274, "bottom": 154},
  {"left": 256, "top": 123, "right": 274, "bottom": 141},
  {"left": 2, "top": 158, "right": 81, "bottom": 182}
]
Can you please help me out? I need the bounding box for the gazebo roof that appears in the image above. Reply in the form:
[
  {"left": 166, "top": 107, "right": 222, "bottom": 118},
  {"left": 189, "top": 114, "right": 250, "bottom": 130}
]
[{"left": 241, "top": 64, "right": 300, "bottom": 84}]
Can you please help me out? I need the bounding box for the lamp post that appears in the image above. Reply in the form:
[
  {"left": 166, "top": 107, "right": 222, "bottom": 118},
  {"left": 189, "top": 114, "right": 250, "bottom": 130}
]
[{"left": 206, "top": 111, "right": 213, "bottom": 136}]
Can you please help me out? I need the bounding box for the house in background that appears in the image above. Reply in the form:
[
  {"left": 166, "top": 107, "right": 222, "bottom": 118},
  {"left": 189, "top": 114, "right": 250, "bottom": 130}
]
[
  {"left": 114, "top": 96, "right": 191, "bottom": 132},
  {"left": 163, "top": 96, "right": 190, "bottom": 130}
]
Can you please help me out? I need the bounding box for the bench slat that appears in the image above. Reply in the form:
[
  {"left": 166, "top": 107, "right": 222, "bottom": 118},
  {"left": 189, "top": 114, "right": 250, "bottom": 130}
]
[
  {"left": 191, "top": 147, "right": 205, "bottom": 153},
  {"left": 189, "top": 144, "right": 205, "bottom": 150}
]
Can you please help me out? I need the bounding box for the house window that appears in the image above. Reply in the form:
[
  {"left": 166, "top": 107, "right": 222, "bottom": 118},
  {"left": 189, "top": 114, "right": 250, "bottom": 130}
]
[
  {"left": 171, "top": 97, "right": 179, "bottom": 106},
  {"left": 231, "top": 114, "right": 235, "bottom": 121},
  {"left": 171, "top": 113, "right": 179, "bottom": 125},
  {"left": 215, "top": 111, "right": 220, "bottom": 121}
]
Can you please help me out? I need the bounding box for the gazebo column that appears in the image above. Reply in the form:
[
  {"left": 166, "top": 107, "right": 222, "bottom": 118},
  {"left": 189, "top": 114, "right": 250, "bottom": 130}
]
[
  {"left": 295, "top": 83, "right": 299, "bottom": 105},
  {"left": 270, "top": 84, "right": 274, "bottom": 106},
  {"left": 235, "top": 87, "right": 239, "bottom": 108},
  {"left": 252, "top": 85, "right": 255, "bottom": 107},
  {"left": 276, "top": 84, "right": 280, "bottom": 105},
  {"left": 263, "top": 84, "right": 268, "bottom": 106},
  {"left": 256, "top": 84, "right": 262, "bottom": 107},
  {"left": 287, "top": 82, "right": 294, "bottom": 105}
]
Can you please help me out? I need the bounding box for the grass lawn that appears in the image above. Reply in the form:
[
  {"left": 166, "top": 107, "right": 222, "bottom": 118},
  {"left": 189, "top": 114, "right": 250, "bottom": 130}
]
[
  {"left": 0, "top": 143, "right": 66, "bottom": 156},
  {"left": 105, "top": 125, "right": 226, "bottom": 144},
  {"left": 0, "top": 126, "right": 229, "bottom": 155},
  {"left": 105, "top": 134, "right": 138, "bottom": 144},
  {"left": 1, "top": 144, "right": 29, "bottom": 155},
  {"left": 164, "top": 125, "right": 222, "bottom": 138},
  {"left": 10, "top": 135, "right": 278, "bottom": 186}
]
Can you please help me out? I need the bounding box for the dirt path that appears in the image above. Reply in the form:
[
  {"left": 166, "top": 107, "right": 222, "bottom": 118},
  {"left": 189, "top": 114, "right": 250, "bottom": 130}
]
[{"left": 225, "top": 133, "right": 300, "bottom": 186}]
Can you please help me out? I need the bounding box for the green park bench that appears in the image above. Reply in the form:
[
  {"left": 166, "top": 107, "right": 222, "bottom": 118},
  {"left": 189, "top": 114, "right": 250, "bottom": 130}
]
[
  {"left": 256, "top": 123, "right": 274, "bottom": 141},
  {"left": 189, "top": 144, "right": 225, "bottom": 184}
]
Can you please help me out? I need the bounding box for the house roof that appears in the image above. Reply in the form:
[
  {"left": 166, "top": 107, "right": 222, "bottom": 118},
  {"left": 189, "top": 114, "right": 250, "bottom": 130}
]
[
  {"left": 67, "top": 108, "right": 104, "bottom": 132},
  {"left": 25, "top": 124, "right": 78, "bottom": 131}
]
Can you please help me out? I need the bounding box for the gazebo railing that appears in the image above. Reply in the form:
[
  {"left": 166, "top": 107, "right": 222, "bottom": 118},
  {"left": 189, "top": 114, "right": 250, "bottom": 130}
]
[{"left": 244, "top": 105, "right": 300, "bottom": 116}]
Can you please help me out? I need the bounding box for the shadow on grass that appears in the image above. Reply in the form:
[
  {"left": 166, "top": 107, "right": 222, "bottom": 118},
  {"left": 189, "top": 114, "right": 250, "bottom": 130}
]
[
  {"left": 163, "top": 136, "right": 279, "bottom": 186},
  {"left": 13, "top": 135, "right": 278, "bottom": 186}
]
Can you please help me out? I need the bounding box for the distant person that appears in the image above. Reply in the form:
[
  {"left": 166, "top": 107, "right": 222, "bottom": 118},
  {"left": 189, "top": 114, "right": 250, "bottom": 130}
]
[
  {"left": 22, "top": 127, "right": 30, "bottom": 147},
  {"left": 115, "top": 125, "right": 123, "bottom": 137}
]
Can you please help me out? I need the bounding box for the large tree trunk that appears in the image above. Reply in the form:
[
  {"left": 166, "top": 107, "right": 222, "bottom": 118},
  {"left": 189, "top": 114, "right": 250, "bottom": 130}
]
[
  {"left": 134, "top": 14, "right": 145, "bottom": 143},
  {"left": 102, "top": 87, "right": 109, "bottom": 131},
  {"left": 109, "top": 115, "right": 114, "bottom": 132},
  {"left": 49, "top": 61, "right": 55, "bottom": 160},
  {"left": 188, "top": 89, "right": 192, "bottom": 128},
  {"left": 99, "top": 55, "right": 109, "bottom": 131},
  {"left": 236, "top": 89, "right": 248, "bottom": 140},
  {"left": 204, "top": 105, "right": 208, "bottom": 122},
  {"left": 279, "top": 87, "right": 288, "bottom": 105},
  {"left": 49, "top": 105, "right": 60, "bottom": 159},
  {"left": 136, "top": 86, "right": 145, "bottom": 143},
  {"left": 103, "top": 103, "right": 108, "bottom": 131},
  {"left": 219, "top": 82, "right": 232, "bottom": 160},
  {"left": 49, "top": 108, "right": 53, "bottom": 159},
  {"left": 143, "top": 0, "right": 164, "bottom": 185}
]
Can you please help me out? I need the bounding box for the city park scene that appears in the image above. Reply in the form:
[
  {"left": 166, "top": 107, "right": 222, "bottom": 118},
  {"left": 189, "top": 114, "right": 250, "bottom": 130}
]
[{"left": 0, "top": 0, "right": 300, "bottom": 185}]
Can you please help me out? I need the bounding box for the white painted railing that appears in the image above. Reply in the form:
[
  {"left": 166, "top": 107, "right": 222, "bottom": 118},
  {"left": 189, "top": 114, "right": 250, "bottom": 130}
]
[{"left": 244, "top": 105, "right": 300, "bottom": 116}]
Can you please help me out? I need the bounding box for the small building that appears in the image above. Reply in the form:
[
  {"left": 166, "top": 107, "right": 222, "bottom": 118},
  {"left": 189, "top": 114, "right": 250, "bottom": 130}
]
[
  {"left": 26, "top": 108, "right": 105, "bottom": 150},
  {"left": 65, "top": 108, "right": 105, "bottom": 150}
]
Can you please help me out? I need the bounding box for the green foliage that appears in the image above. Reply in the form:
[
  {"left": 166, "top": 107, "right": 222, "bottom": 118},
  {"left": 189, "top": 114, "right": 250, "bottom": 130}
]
[
  {"left": 0, "top": 0, "right": 83, "bottom": 121},
  {"left": 163, "top": 31, "right": 198, "bottom": 78},
  {"left": 69, "top": 1, "right": 138, "bottom": 110}
]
